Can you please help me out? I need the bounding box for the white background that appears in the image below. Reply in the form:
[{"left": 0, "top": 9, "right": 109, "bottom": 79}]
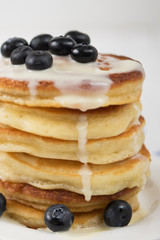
[{"left": 0, "top": 1, "right": 159, "bottom": 239}]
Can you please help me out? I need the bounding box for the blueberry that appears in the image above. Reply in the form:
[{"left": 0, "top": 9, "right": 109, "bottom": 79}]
[
  {"left": 30, "top": 34, "right": 53, "bottom": 51},
  {"left": 44, "top": 204, "right": 74, "bottom": 232},
  {"left": 0, "top": 193, "right": 6, "bottom": 216},
  {"left": 11, "top": 46, "right": 33, "bottom": 65},
  {"left": 104, "top": 200, "right": 132, "bottom": 227},
  {"left": 49, "top": 36, "right": 76, "bottom": 56},
  {"left": 1, "top": 37, "right": 28, "bottom": 57},
  {"left": 65, "top": 31, "right": 90, "bottom": 44},
  {"left": 71, "top": 43, "right": 98, "bottom": 63},
  {"left": 25, "top": 51, "right": 53, "bottom": 70}
]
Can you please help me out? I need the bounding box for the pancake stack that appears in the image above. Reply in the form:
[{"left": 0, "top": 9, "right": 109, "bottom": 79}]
[{"left": 0, "top": 46, "right": 150, "bottom": 229}]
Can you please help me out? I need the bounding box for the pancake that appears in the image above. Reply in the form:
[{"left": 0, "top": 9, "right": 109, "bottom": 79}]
[
  {"left": 5, "top": 194, "right": 139, "bottom": 229},
  {"left": 0, "top": 180, "right": 140, "bottom": 213},
  {"left": 0, "top": 116, "right": 145, "bottom": 164},
  {"left": 0, "top": 54, "right": 144, "bottom": 110},
  {"left": 0, "top": 145, "right": 150, "bottom": 196},
  {"left": 0, "top": 101, "right": 141, "bottom": 140},
  {"left": 0, "top": 180, "right": 140, "bottom": 212}
]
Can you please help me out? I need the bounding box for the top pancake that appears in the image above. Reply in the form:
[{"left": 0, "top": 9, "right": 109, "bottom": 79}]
[{"left": 0, "top": 54, "right": 144, "bottom": 110}]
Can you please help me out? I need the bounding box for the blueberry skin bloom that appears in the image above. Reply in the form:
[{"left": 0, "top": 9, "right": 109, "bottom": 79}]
[
  {"left": 65, "top": 30, "right": 90, "bottom": 44},
  {"left": 49, "top": 36, "right": 76, "bottom": 56},
  {"left": 11, "top": 46, "right": 33, "bottom": 65},
  {"left": 0, "top": 193, "right": 6, "bottom": 216},
  {"left": 71, "top": 44, "right": 98, "bottom": 63},
  {"left": 104, "top": 200, "right": 132, "bottom": 227},
  {"left": 1, "top": 37, "right": 28, "bottom": 57},
  {"left": 25, "top": 51, "right": 53, "bottom": 70},
  {"left": 30, "top": 34, "right": 53, "bottom": 50},
  {"left": 44, "top": 204, "right": 74, "bottom": 232}
]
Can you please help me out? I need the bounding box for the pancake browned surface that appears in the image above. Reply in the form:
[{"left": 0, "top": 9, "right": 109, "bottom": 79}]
[
  {"left": 0, "top": 54, "right": 144, "bottom": 109},
  {"left": 0, "top": 180, "right": 140, "bottom": 212},
  {"left": 0, "top": 116, "right": 145, "bottom": 163}
]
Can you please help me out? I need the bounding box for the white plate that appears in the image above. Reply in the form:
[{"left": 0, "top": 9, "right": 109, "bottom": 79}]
[{"left": 0, "top": 153, "right": 159, "bottom": 240}]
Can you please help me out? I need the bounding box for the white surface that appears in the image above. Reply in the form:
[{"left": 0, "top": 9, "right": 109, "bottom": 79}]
[{"left": 0, "top": 0, "right": 159, "bottom": 239}]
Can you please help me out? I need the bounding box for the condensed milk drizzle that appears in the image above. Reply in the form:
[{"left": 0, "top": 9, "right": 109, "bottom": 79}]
[
  {"left": 133, "top": 103, "right": 141, "bottom": 125},
  {"left": 76, "top": 114, "right": 92, "bottom": 201}
]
